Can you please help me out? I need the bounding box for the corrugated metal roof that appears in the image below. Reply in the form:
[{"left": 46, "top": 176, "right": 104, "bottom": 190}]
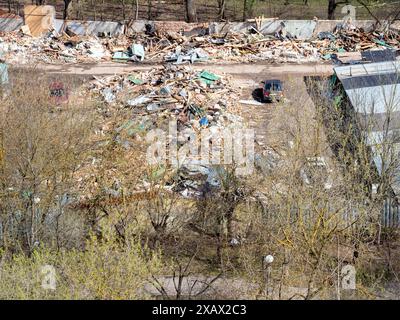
[
  {"left": 334, "top": 61, "right": 400, "bottom": 114},
  {"left": 335, "top": 61, "right": 400, "bottom": 80},
  {"left": 361, "top": 49, "right": 398, "bottom": 63},
  {"left": 335, "top": 61, "right": 400, "bottom": 196}
]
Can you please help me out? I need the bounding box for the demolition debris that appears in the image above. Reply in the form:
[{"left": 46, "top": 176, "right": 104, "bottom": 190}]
[
  {"left": 0, "top": 21, "right": 398, "bottom": 65},
  {"left": 82, "top": 65, "right": 245, "bottom": 198}
]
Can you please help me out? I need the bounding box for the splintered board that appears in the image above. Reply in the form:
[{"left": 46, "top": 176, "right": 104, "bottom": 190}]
[{"left": 24, "top": 5, "right": 56, "bottom": 37}]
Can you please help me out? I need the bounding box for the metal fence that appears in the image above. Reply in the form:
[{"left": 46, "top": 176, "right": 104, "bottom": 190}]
[{"left": 382, "top": 199, "right": 400, "bottom": 228}]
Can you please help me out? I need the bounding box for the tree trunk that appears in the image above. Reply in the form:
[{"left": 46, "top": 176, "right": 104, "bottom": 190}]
[
  {"left": 147, "top": 0, "right": 152, "bottom": 20},
  {"left": 328, "top": 0, "right": 336, "bottom": 20},
  {"left": 133, "top": 0, "right": 139, "bottom": 20},
  {"left": 122, "top": 0, "right": 126, "bottom": 20},
  {"left": 217, "top": 0, "right": 226, "bottom": 20},
  {"left": 243, "top": 0, "right": 247, "bottom": 21},
  {"left": 63, "top": 0, "right": 72, "bottom": 20},
  {"left": 92, "top": 0, "right": 96, "bottom": 20},
  {"left": 185, "top": 0, "right": 197, "bottom": 23}
]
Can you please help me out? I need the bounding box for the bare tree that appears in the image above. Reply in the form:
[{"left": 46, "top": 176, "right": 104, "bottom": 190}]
[
  {"left": 0, "top": 71, "right": 92, "bottom": 254},
  {"left": 122, "top": 0, "right": 126, "bottom": 20},
  {"left": 133, "top": 0, "right": 139, "bottom": 20},
  {"left": 63, "top": 0, "right": 73, "bottom": 20},
  {"left": 242, "top": 0, "right": 256, "bottom": 22},
  {"left": 328, "top": 0, "right": 349, "bottom": 20},
  {"left": 217, "top": 0, "right": 226, "bottom": 20},
  {"left": 147, "top": 0, "right": 152, "bottom": 20},
  {"left": 91, "top": 0, "right": 96, "bottom": 20},
  {"left": 185, "top": 0, "right": 197, "bottom": 23}
]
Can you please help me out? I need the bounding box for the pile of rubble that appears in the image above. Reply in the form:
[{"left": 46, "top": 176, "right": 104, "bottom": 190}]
[
  {"left": 93, "top": 26, "right": 400, "bottom": 64},
  {"left": 0, "top": 31, "right": 109, "bottom": 64},
  {"left": 317, "top": 27, "right": 400, "bottom": 59},
  {"left": 0, "top": 23, "right": 398, "bottom": 65},
  {"left": 141, "top": 30, "right": 322, "bottom": 63},
  {"left": 88, "top": 64, "right": 240, "bottom": 122},
  {"left": 83, "top": 64, "right": 244, "bottom": 198},
  {"left": 0, "top": 30, "right": 146, "bottom": 64}
]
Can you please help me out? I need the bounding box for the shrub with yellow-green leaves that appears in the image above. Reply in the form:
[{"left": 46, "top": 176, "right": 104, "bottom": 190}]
[{"left": 0, "top": 230, "right": 163, "bottom": 300}]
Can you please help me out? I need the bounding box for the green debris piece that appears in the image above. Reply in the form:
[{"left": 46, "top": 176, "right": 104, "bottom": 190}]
[
  {"left": 127, "top": 75, "right": 143, "bottom": 85},
  {"left": 112, "top": 51, "right": 131, "bottom": 62},
  {"left": 117, "top": 120, "right": 134, "bottom": 132},
  {"left": 329, "top": 74, "right": 338, "bottom": 87},
  {"left": 188, "top": 104, "right": 205, "bottom": 117},
  {"left": 337, "top": 48, "right": 346, "bottom": 53},
  {"left": 200, "top": 71, "right": 220, "bottom": 81},
  {"left": 129, "top": 122, "right": 151, "bottom": 136},
  {"left": 323, "top": 53, "right": 332, "bottom": 60},
  {"left": 117, "top": 119, "right": 151, "bottom": 137},
  {"left": 131, "top": 44, "right": 145, "bottom": 61},
  {"left": 374, "top": 39, "right": 385, "bottom": 45},
  {"left": 21, "top": 190, "right": 33, "bottom": 199},
  {"left": 199, "top": 70, "right": 220, "bottom": 85},
  {"left": 150, "top": 165, "right": 166, "bottom": 180},
  {"left": 334, "top": 95, "right": 342, "bottom": 108},
  {"left": 373, "top": 39, "right": 391, "bottom": 48}
]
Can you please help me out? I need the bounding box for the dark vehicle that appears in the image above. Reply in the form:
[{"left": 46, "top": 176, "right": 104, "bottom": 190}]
[{"left": 262, "top": 79, "right": 283, "bottom": 102}]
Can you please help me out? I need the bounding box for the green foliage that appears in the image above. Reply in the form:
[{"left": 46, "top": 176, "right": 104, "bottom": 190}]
[{"left": 0, "top": 227, "right": 163, "bottom": 300}]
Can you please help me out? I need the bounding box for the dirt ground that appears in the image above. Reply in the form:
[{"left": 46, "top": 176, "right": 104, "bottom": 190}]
[
  {"left": 26, "top": 61, "right": 334, "bottom": 76},
  {"left": 11, "top": 60, "right": 334, "bottom": 156},
  {"left": 15, "top": 60, "right": 333, "bottom": 151}
]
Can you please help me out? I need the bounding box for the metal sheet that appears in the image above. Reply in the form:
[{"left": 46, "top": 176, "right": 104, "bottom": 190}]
[
  {"left": 64, "top": 20, "right": 124, "bottom": 36},
  {"left": 334, "top": 61, "right": 400, "bottom": 114},
  {"left": 0, "top": 17, "right": 23, "bottom": 32},
  {"left": 259, "top": 20, "right": 316, "bottom": 39}
]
